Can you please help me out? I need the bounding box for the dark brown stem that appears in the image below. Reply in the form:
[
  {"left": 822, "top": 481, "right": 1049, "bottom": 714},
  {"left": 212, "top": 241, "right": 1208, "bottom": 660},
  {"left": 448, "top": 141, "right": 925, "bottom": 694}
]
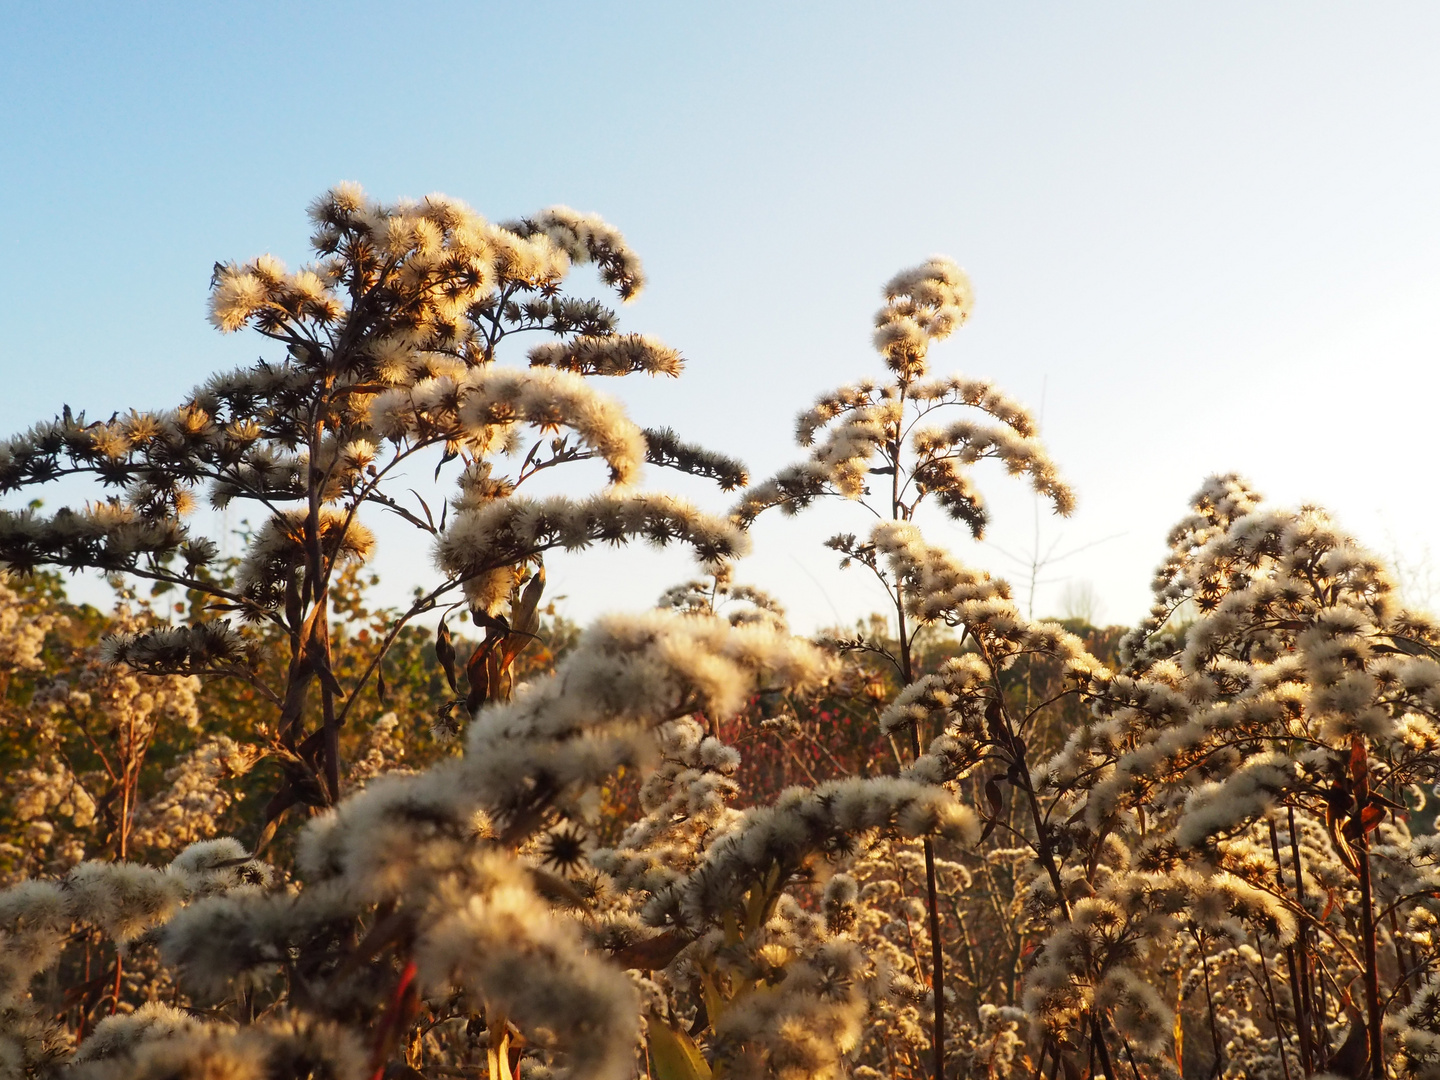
[
  {"left": 1270, "top": 817, "right": 1313, "bottom": 1074},
  {"left": 1388, "top": 907, "right": 1414, "bottom": 1011},
  {"left": 907, "top": 723, "right": 946, "bottom": 1080},
  {"left": 1357, "top": 834, "right": 1384, "bottom": 1078},
  {"left": 1091, "top": 1013, "right": 1119, "bottom": 1080},
  {"left": 1289, "top": 806, "right": 1328, "bottom": 1065},
  {"left": 321, "top": 683, "right": 340, "bottom": 802},
  {"left": 1254, "top": 930, "right": 1293, "bottom": 1080},
  {"left": 1030, "top": 1039, "right": 1048, "bottom": 1080},
  {"left": 892, "top": 409, "right": 945, "bottom": 1080},
  {"left": 1119, "top": 1034, "right": 1143, "bottom": 1080},
  {"left": 983, "top": 659, "right": 1126, "bottom": 1077},
  {"left": 1199, "top": 930, "right": 1225, "bottom": 1076},
  {"left": 310, "top": 588, "right": 341, "bottom": 802}
]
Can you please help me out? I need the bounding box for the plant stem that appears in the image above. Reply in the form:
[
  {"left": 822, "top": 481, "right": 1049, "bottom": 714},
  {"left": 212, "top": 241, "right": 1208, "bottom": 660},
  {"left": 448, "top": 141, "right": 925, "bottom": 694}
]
[
  {"left": 1357, "top": 834, "right": 1384, "bottom": 1078},
  {"left": 1199, "top": 931, "right": 1224, "bottom": 1076},
  {"left": 1289, "top": 806, "right": 1327, "bottom": 1066},
  {"left": 892, "top": 412, "right": 946, "bottom": 1080},
  {"left": 1254, "top": 930, "right": 1293, "bottom": 1080},
  {"left": 903, "top": 632, "right": 946, "bottom": 1080},
  {"left": 1270, "top": 817, "right": 1312, "bottom": 1074}
]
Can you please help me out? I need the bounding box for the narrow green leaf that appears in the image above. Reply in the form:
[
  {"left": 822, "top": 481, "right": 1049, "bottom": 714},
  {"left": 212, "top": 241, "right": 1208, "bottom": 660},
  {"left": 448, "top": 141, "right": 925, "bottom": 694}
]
[{"left": 649, "top": 1018, "right": 712, "bottom": 1080}]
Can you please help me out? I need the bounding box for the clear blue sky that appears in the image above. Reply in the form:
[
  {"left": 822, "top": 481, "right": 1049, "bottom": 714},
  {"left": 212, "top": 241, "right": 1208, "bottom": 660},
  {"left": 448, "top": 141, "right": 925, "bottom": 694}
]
[{"left": 3, "top": 3, "right": 1438, "bottom": 629}]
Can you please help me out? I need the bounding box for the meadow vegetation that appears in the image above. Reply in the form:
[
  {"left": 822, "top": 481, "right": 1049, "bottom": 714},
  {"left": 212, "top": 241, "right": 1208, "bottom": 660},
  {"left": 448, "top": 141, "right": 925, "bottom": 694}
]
[{"left": 0, "top": 186, "right": 1433, "bottom": 1080}]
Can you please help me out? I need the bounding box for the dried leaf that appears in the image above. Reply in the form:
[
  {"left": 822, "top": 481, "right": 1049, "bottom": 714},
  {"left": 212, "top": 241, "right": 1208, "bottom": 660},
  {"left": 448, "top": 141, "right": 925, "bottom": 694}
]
[
  {"left": 466, "top": 635, "right": 499, "bottom": 714},
  {"left": 433, "top": 445, "right": 457, "bottom": 481},
  {"left": 435, "top": 617, "right": 458, "bottom": 693},
  {"left": 984, "top": 777, "right": 1003, "bottom": 813},
  {"left": 1349, "top": 735, "right": 1369, "bottom": 791},
  {"left": 609, "top": 930, "right": 688, "bottom": 970},
  {"left": 514, "top": 564, "right": 546, "bottom": 638}
]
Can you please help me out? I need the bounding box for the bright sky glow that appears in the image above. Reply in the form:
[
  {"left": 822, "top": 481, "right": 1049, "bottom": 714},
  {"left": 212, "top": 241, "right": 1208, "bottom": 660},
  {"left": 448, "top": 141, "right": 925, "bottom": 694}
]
[{"left": 2, "top": 3, "right": 1438, "bottom": 630}]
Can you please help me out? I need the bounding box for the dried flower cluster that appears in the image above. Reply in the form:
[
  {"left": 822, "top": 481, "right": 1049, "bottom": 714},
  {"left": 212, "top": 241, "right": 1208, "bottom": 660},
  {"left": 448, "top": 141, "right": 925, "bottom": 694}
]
[
  {"left": 0, "top": 183, "right": 740, "bottom": 818},
  {"left": 0, "top": 187, "right": 1435, "bottom": 1080}
]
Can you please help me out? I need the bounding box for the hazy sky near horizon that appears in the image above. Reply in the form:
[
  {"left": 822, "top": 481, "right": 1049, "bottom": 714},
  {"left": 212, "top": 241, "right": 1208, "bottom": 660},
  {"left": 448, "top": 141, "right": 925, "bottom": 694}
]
[{"left": 2, "top": 3, "right": 1438, "bottom": 629}]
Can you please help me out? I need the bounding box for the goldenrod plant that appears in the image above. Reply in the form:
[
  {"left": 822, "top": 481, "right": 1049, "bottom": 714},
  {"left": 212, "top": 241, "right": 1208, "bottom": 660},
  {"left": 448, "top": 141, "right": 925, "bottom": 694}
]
[{"left": 0, "top": 187, "right": 1434, "bottom": 1080}]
